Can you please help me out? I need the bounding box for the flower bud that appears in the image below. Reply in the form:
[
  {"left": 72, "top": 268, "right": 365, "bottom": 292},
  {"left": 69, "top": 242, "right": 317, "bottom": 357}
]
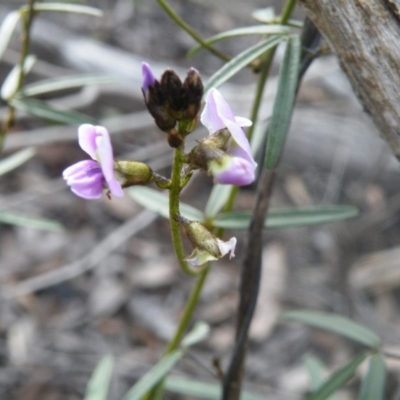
[
  {"left": 114, "top": 161, "right": 154, "bottom": 187},
  {"left": 141, "top": 63, "right": 177, "bottom": 132},
  {"left": 182, "top": 68, "right": 203, "bottom": 121},
  {"left": 160, "top": 69, "right": 184, "bottom": 119},
  {"left": 181, "top": 219, "right": 236, "bottom": 266},
  {"left": 141, "top": 62, "right": 204, "bottom": 139}
]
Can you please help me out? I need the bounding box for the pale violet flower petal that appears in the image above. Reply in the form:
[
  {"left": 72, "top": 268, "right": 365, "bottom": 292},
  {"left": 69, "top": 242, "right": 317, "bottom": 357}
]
[
  {"left": 201, "top": 88, "right": 235, "bottom": 133},
  {"left": 78, "top": 124, "right": 98, "bottom": 159},
  {"left": 95, "top": 127, "right": 123, "bottom": 197},
  {"left": 65, "top": 125, "right": 124, "bottom": 199},
  {"left": 63, "top": 159, "right": 104, "bottom": 199},
  {"left": 224, "top": 119, "right": 256, "bottom": 167},
  {"left": 210, "top": 156, "right": 255, "bottom": 186},
  {"left": 201, "top": 88, "right": 257, "bottom": 171},
  {"left": 142, "top": 62, "right": 157, "bottom": 93}
]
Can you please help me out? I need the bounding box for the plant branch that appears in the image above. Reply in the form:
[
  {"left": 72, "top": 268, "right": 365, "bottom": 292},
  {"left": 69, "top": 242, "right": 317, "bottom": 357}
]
[
  {"left": 157, "top": 0, "right": 230, "bottom": 62},
  {"left": 0, "top": 0, "right": 36, "bottom": 152}
]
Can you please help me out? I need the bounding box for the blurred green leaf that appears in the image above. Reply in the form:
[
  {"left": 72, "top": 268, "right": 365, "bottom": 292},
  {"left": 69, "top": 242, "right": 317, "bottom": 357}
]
[
  {"left": 165, "top": 376, "right": 265, "bottom": 400},
  {"left": 0, "top": 11, "right": 20, "bottom": 62},
  {"left": 128, "top": 186, "right": 204, "bottom": 221},
  {"left": 181, "top": 322, "right": 210, "bottom": 348},
  {"left": 357, "top": 353, "right": 386, "bottom": 400},
  {"left": 212, "top": 205, "right": 359, "bottom": 230},
  {"left": 0, "top": 212, "right": 63, "bottom": 232},
  {"left": 84, "top": 355, "right": 114, "bottom": 400},
  {"left": 265, "top": 35, "right": 301, "bottom": 170},
  {"left": 204, "top": 35, "right": 283, "bottom": 92},
  {"left": 1, "top": 55, "right": 36, "bottom": 101},
  {"left": 188, "top": 25, "right": 289, "bottom": 58},
  {"left": 304, "top": 355, "right": 336, "bottom": 400},
  {"left": 309, "top": 352, "right": 368, "bottom": 400},
  {"left": 304, "top": 355, "right": 326, "bottom": 392},
  {"left": 26, "top": 3, "right": 103, "bottom": 17},
  {"left": 251, "top": 8, "right": 303, "bottom": 28},
  {"left": 10, "top": 98, "right": 95, "bottom": 125},
  {"left": 282, "top": 310, "right": 380, "bottom": 348},
  {"left": 0, "top": 147, "right": 35, "bottom": 176},
  {"left": 122, "top": 350, "right": 183, "bottom": 400},
  {"left": 251, "top": 7, "right": 276, "bottom": 23},
  {"left": 204, "top": 184, "right": 233, "bottom": 219},
  {"left": 23, "top": 74, "right": 115, "bottom": 97}
]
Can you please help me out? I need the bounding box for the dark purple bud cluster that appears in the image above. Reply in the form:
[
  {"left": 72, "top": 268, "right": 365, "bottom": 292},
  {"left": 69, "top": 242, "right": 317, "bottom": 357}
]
[{"left": 141, "top": 63, "right": 203, "bottom": 147}]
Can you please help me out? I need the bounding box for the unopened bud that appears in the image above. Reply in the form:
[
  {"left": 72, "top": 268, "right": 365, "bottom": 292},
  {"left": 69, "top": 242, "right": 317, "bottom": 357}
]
[
  {"left": 141, "top": 63, "right": 177, "bottom": 132},
  {"left": 161, "top": 69, "right": 184, "bottom": 118},
  {"left": 182, "top": 68, "right": 203, "bottom": 121},
  {"left": 115, "top": 161, "right": 154, "bottom": 187}
]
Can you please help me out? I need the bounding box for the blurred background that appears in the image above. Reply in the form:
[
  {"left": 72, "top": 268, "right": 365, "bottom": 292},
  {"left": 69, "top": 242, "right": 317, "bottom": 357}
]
[{"left": 1, "top": 1, "right": 400, "bottom": 399}]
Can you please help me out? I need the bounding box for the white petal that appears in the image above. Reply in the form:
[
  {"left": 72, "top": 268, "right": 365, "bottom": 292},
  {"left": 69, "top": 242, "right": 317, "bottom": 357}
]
[
  {"left": 185, "top": 248, "right": 218, "bottom": 267},
  {"left": 235, "top": 116, "right": 252, "bottom": 127},
  {"left": 216, "top": 237, "right": 237, "bottom": 259}
]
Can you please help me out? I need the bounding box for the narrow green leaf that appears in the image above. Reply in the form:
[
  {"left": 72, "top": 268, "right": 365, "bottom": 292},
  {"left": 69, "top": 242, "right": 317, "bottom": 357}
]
[
  {"left": 84, "top": 355, "right": 114, "bottom": 400},
  {"left": 10, "top": 98, "right": 95, "bottom": 125},
  {"left": 122, "top": 350, "right": 184, "bottom": 400},
  {"left": 304, "top": 355, "right": 326, "bottom": 392},
  {"left": 128, "top": 186, "right": 204, "bottom": 221},
  {"left": 188, "top": 25, "right": 289, "bottom": 58},
  {"left": 165, "top": 376, "right": 265, "bottom": 400},
  {"left": 309, "top": 352, "right": 368, "bottom": 400},
  {"left": 1, "top": 55, "right": 37, "bottom": 100},
  {"left": 23, "top": 74, "right": 114, "bottom": 97},
  {"left": 26, "top": 3, "right": 103, "bottom": 17},
  {"left": 0, "top": 147, "right": 35, "bottom": 176},
  {"left": 304, "top": 354, "right": 336, "bottom": 400},
  {"left": 212, "top": 205, "right": 359, "bottom": 230},
  {"left": 204, "top": 184, "right": 233, "bottom": 218},
  {"left": 181, "top": 322, "right": 210, "bottom": 348},
  {"left": 0, "top": 212, "right": 63, "bottom": 232},
  {"left": 0, "top": 11, "right": 20, "bottom": 62},
  {"left": 204, "top": 35, "right": 283, "bottom": 92},
  {"left": 357, "top": 353, "right": 386, "bottom": 400},
  {"left": 265, "top": 35, "right": 301, "bottom": 170},
  {"left": 282, "top": 310, "right": 380, "bottom": 348}
]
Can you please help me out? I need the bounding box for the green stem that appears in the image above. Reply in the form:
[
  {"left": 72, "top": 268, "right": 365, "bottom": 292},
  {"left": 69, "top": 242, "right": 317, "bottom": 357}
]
[
  {"left": 0, "top": 0, "right": 36, "bottom": 152},
  {"left": 169, "top": 146, "right": 201, "bottom": 277},
  {"left": 157, "top": 0, "right": 230, "bottom": 62}
]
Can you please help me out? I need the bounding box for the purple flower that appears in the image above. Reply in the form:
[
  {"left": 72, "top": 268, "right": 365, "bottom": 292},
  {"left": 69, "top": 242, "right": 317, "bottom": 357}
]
[
  {"left": 200, "top": 88, "right": 257, "bottom": 185},
  {"left": 63, "top": 124, "right": 124, "bottom": 199}
]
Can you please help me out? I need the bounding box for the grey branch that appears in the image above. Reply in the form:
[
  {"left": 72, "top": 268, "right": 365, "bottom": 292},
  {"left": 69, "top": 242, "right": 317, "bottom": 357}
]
[{"left": 299, "top": 0, "right": 400, "bottom": 159}]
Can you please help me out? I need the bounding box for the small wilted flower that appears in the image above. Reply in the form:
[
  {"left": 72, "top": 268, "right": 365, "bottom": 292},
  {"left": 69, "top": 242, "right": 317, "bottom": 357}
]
[
  {"left": 199, "top": 88, "right": 257, "bottom": 186},
  {"left": 181, "top": 218, "right": 237, "bottom": 267},
  {"left": 63, "top": 124, "right": 123, "bottom": 199}
]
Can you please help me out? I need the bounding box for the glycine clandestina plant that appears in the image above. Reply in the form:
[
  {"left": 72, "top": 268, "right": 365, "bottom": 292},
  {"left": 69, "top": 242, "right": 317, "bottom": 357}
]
[{"left": 63, "top": 62, "right": 256, "bottom": 268}]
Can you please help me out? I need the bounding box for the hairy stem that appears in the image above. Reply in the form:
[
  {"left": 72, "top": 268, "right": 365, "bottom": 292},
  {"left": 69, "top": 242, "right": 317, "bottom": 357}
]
[{"left": 169, "top": 146, "right": 200, "bottom": 276}]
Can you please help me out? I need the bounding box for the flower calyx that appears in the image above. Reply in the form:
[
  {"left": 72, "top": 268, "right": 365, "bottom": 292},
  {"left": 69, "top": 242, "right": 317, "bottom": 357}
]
[
  {"left": 177, "top": 216, "right": 236, "bottom": 267},
  {"left": 114, "top": 161, "right": 154, "bottom": 188}
]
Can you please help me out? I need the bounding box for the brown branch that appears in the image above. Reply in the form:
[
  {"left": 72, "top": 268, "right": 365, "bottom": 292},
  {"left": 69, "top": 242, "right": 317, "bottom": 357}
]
[{"left": 298, "top": 0, "right": 400, "bottom": 160}]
